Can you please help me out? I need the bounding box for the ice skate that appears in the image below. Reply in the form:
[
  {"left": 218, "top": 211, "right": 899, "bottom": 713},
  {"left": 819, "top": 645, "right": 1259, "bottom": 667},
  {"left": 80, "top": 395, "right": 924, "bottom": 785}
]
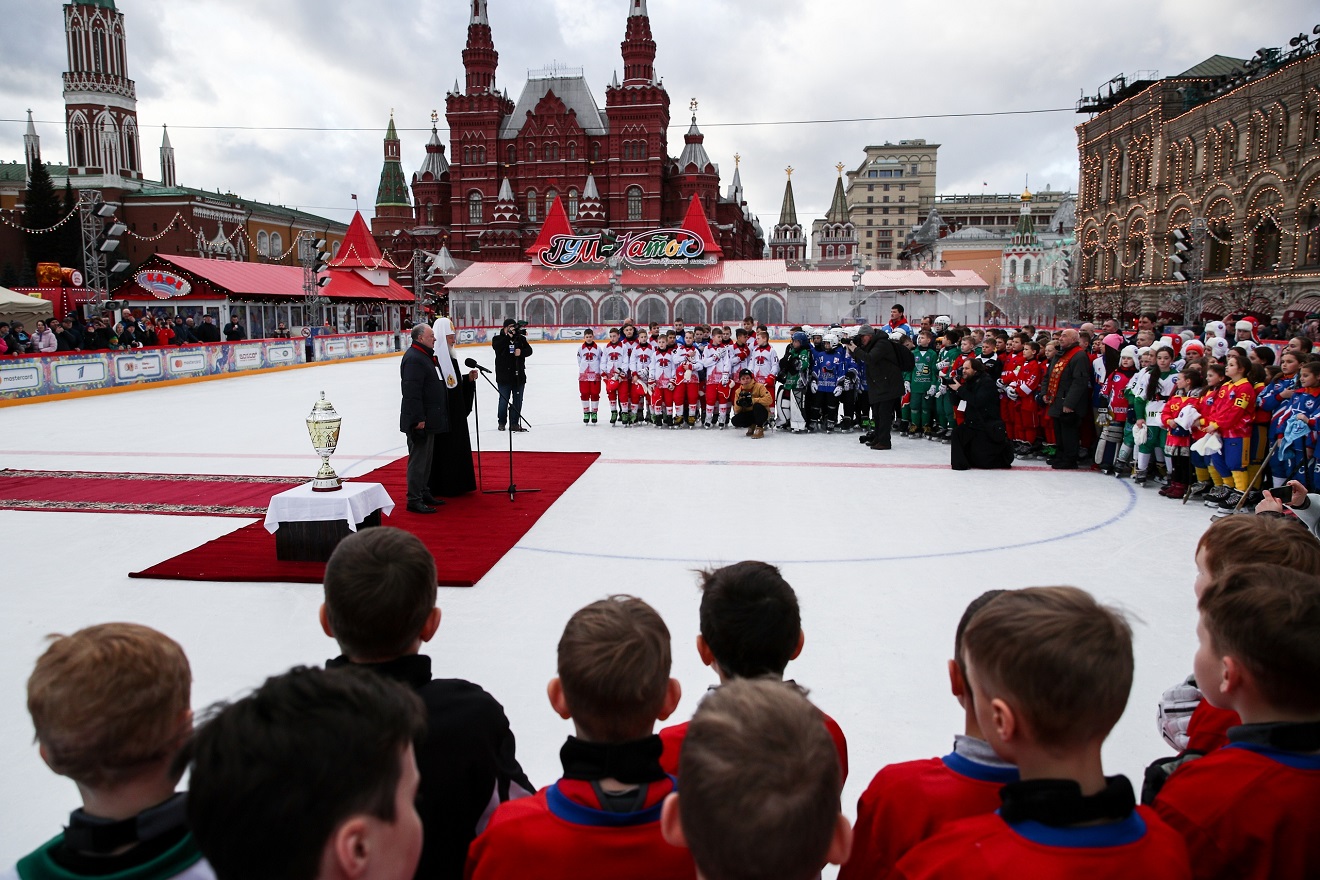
[{"left": 590, "top": 412, "right": 598, "bottom": 424}]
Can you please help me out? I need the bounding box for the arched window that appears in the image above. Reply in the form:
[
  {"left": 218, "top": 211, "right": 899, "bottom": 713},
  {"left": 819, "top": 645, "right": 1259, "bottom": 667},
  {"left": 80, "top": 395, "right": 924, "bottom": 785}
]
[
  {"left": 332, "top": 240, "right": 341, "bottom": 256},
  {"left": 507, "top": 144, "right": 516, "bottom": 164},
  {"left": 468, "top": 191, "right": 483, "bottom": 224},
  {"left": 1022, "top": 258, "right": 1032, "bottom": 281},
  {"left": 750, "top": 296, "right": 784, "bottom": 326},
  {"left": 270, "top": 233, "right": 283, "bottom": 256},
  {"left": 527, "top": 143, "right": 535, "bottom": 162},
  {"left": 568, "top": 142, "right": 577, "bottom": 160},
  {"left": 1252, "top": 216, "right": 1281, "bottom": 271},
  {"left": 599, "top": 294, "right": 629, "bottom": 323},
  {"left": 567, "top": 188, "right": 579, "bottom": 220},
  {"left": 713, "top": 296, "right": 744, "bottom": 324},
  {"left": 544, "top": 143, "right": 556, "bottom": 161},
  {"left": 425, "top": 201, "right": 434, "bottom": 225},
  {"left": 524, "top": 297, "right": 556, "bottom": 325},
  {"left": 257, "top": 230, "right": 269, "bottom": 256},
  {"left": 1303, "top": 205, "right": 1320, "bottom": 267},
  {"left": 526, "top": 189, "right": 538, "bottom": 223},
  {"left": 545, "top": 189, "right": 557, "bottom": 216},
  {"left": 592, "top": 142, "right": 601, "bottom": 161},
  {"left": 1007, "top": 259, "right": 1017, "bottom": 283},
  {"left": 562, "top": 296, "right": 592, "bottom": 325},
  {"left": 635, "top": 296, "right": 667, "bottom": 324},
  {"left": 627, "top": 186, "right": 643, "bottom": 221},
  {"left": 674, "top": 296, "right": 705, "bottom": 325}
]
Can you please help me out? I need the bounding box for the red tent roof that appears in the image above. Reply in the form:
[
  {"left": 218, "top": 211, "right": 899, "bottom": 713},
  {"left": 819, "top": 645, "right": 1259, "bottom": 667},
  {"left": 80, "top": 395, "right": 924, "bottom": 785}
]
[
  {"left": 114, "top": 254, "right": 412, "bottom": 303},
  {"left": 525, "top": 195, "right": 576, "bottom": 259},
  {"left": 679, "top": 195, "right": 723, "bottom": 259},
  {"left": 331, "top": 211, "right": 392, "bottom": 270}
]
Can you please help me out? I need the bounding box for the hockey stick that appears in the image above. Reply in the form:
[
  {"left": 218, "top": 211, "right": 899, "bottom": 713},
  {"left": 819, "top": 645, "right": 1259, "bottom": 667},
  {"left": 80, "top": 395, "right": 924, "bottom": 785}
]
[{"left": 1213, "top": 435, "right": 1286, "bottom": 515}]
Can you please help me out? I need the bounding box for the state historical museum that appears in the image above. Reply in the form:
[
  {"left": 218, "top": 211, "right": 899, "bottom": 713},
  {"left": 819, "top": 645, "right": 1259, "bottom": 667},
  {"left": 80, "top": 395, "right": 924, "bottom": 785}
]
[{"left": 372, "top": 0, "right": 765, "bottom": 266}]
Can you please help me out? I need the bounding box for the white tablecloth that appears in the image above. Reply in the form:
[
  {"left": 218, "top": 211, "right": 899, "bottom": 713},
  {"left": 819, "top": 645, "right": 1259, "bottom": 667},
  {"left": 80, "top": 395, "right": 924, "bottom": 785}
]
[{"left": 263, "top": 481, "right": 395, "bottom": 534}]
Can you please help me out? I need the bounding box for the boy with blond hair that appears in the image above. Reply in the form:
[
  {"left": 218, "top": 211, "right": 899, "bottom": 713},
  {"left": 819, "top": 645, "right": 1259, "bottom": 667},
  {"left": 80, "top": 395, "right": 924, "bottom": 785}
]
[
  {"left": 895, "top": 587, "right": 1191, "bottom": 879},
  {"left": 659, "top": 678, "right": 853, "bottom": 880},
  {"left": 465, "top": 596, "right": 693, "bottom": 880},
  {"left": 1154, "top": 563, "right": 1320, "bottom": 879},
  {"left": 840, "top": 591, "right": 1018, "bottom": 879},
  {"left": 5, "top": 623, "right": 210, "bottom": 880}
]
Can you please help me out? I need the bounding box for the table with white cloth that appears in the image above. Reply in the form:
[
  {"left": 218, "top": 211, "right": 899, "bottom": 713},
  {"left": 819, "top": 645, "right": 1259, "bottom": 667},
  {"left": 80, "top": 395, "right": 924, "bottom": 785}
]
[{"left": 264, "top": 482, "right": 395, "bottom": 562}]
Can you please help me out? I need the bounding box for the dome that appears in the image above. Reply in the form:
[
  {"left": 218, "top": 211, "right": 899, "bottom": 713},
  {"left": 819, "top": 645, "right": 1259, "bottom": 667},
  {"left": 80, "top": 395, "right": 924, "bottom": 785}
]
[{"left": 1020, "top": 188, "right": 1033, "bottom": 202}]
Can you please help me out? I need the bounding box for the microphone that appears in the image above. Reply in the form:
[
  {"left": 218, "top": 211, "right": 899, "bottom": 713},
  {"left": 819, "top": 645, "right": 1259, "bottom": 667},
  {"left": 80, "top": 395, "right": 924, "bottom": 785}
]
[{"left": 465, "top": 357, "right": 493, "bottom": 374}]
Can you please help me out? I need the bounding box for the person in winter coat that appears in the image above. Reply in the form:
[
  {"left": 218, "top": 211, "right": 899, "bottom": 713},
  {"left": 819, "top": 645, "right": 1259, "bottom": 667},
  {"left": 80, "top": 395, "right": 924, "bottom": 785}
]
[
  {"left": 730, "top": 369, "right": 773, "bottom": 437},
  {"left": 777, "top": 332, "right": 814, "bottom": 432},
  {"left": 491, "top": 319, "right": 533, "bottom": 431},
  {"left": 32, "top": 320, "right": 58, "bottom": 353},
  {"left": 1044, "top": 329, "right": 1093, "bottom": 469},
  {"left": 845, "top": 324, "right": 915, "bottom": 450},
  {"left": 947, "top": 358, "right": 1014, "bottom": 471}
]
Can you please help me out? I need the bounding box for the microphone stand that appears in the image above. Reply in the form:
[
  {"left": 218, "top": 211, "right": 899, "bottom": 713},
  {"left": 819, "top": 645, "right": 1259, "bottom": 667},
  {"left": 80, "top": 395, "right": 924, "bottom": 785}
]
[
  {"left": 468, "top": 363, "right": 540, "bottom": 502},
  {"left": 470, "top": 377, "right": 484, "bottom": 492}
]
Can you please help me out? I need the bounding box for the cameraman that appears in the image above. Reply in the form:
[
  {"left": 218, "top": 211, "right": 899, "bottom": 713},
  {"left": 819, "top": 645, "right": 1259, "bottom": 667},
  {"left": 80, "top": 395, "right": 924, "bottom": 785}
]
[
  {"left": 492, "top": 318, "right": 533, "bottom": 431},
  {"left": 730, "top": 369, "right": 772, "bottom": 438},
  {"left": 844, "top": 324, "right": 914, "bottom": 451}
]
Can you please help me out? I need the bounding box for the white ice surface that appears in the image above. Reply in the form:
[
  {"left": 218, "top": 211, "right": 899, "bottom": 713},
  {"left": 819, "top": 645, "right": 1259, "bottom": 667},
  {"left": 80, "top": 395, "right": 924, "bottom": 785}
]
[{"left": 0, "top": 342, "right": 1210, "bottom": 866}]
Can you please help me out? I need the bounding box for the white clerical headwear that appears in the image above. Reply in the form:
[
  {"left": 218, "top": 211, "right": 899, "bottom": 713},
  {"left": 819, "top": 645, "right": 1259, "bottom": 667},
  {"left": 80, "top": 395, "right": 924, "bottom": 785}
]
[
  {"left": 430, "top": 320, "right": 458, "bottom": 388},
  {"left": 433, "top": 316, "right": 455, "bottom": 339}
]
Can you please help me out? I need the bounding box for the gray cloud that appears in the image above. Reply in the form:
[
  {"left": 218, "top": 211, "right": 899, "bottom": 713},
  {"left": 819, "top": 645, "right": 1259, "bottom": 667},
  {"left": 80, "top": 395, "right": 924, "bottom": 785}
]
[{"left": 2, "top": 0, "right": 1315, "bottom": 232}]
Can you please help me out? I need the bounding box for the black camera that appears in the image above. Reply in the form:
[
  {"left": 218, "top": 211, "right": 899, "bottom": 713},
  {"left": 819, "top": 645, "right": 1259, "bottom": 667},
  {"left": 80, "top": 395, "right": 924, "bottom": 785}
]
[
  {"left": 942, "top": 375, "right": 958, "bottom": 386},
  {"left": 736, "top": 392, "right": 753, "bottom": 408}
]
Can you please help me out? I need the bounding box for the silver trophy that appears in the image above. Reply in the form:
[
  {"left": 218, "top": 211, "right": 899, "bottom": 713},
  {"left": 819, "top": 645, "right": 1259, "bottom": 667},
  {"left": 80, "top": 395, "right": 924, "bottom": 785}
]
[{"left": 306, "top": 391, "right": 343, "bottom": 492}]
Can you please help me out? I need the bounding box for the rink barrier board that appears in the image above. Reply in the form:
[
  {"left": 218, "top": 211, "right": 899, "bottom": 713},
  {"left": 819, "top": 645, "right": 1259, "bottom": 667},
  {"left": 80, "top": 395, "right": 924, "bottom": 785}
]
[{"left": 0, "top": 332, "right": 399, "bottom": 407}]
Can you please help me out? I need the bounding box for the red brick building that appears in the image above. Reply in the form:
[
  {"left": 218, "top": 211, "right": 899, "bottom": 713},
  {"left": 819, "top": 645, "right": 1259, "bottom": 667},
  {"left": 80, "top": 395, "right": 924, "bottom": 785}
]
[{"left": 374, "top": 0, "right": 765, "bottom": 274}]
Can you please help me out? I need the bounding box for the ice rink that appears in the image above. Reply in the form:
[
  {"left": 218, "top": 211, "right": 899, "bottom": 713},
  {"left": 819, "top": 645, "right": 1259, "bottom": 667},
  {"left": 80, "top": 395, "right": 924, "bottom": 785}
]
[{"left": 0, "top": 339, "right": 1215, "bottom": 866}]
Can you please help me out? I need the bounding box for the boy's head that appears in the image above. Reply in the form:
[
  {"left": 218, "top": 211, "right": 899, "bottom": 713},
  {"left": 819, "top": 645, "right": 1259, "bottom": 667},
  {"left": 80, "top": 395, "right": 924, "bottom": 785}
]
[
  {"left": 661, "top": 678, "right": 850, "bottom": 880},
  {"left": 697, "top": 561, "right": 802, "bottom": 681},
  {"left": 551, "top": 595, "right": 679, "bottom": 742},
  {"left": 608, "top": 327, "right": 620, "bottom": 341},
  {"left": 28, "top": 623, "right": 191, "bottom": 790},
  {"left": 1196, "top": 563, "right": 1320, "bottom": 718},
  {"left": 583, "top": 328, "right": 595, "bottom": 340},
  {"left": 321, "top": 528, "right": 439, "bottom": 662},
  {"left": 1194, "top": 515, "right": 1320, "bottom": 599},
  {"left": 949, "top": 590, "right": 1008, "bottom": 713},
  {"left": 187, "top": 666, "right": 426, "bottom": 880},
  {"left": 962, "top": 587, "right": 1132, "bottom": 754}
]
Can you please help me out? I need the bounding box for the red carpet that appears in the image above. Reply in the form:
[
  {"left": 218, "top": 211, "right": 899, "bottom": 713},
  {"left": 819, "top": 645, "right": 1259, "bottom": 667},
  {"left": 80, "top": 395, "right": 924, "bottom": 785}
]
[
  {"left": 129, "top": 451, "right": 599, "bottom": 587},
  {"left": 0, "top": 469, "right": 301, "bottom": 516}
]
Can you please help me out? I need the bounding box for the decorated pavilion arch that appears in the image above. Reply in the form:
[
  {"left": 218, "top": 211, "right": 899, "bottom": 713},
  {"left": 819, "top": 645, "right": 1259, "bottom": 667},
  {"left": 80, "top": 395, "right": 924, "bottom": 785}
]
[
  {"left": 712, "top": 293, "right": 746, "bottom": 324},
  {"left": 561, "top": 294, "right": 593, "bottom": 325},
  {"left": 635, "top": 294, "right": 668, "bottom": 325},
  {"left": 524, "top": 294, "right": 556, "bottom": 325},
  {"left": 599, "top": 293, "right": 630, "bottom": 324},
  {"left": 674, "top": 294, "right": 706, "bottom": 325},
  {"left": 750, "top": 294, "right": 784, "bottom": 326}
]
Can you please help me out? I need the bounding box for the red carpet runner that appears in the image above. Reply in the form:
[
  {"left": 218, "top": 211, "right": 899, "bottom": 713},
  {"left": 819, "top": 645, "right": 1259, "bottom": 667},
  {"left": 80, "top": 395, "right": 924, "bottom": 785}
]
[
  {"left": 129, "top": 451, "right": 599, "bottom": 587},
  {"left": 0, "top": 469, "right": 301, "bottom": 516}
]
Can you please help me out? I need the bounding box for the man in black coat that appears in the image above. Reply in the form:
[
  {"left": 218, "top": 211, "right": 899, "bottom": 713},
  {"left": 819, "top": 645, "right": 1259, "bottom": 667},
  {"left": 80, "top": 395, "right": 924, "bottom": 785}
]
[
  {"left": 845, "top": 323, "right": 915, "bottom": 450},
  {"left": 195, "top": 315, "right": 222, "bottom": 343},
  {"left": 400, "top": 324, "right": 450, "bottom": 513},
  {"left": 491, "top": 318, "right": 533, "bottom": 431},
  {"left": 223, "top": 317, "right": 246, "bottom": 341},
  {"left": 1044, "top": 328, "right": 1092, "bottom": 470}
]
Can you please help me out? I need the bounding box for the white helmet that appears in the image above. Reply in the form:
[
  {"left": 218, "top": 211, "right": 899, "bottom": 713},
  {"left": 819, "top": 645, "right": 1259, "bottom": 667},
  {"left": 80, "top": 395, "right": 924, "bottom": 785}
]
[
  {"left": 934, "top": 315, "right": 951, "bottom": 328},
  {"left": 801, "top": 325, "right": 815, "bottom": 337},
  {"left": 823, "top": 332, "right": 839, "bottom": 346}
]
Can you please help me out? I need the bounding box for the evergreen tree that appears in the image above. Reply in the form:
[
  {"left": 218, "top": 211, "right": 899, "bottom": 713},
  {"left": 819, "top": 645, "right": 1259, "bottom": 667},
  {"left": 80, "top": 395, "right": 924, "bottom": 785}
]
[{"left": 23, "top": 162, "right": 65, "bottom": 269}]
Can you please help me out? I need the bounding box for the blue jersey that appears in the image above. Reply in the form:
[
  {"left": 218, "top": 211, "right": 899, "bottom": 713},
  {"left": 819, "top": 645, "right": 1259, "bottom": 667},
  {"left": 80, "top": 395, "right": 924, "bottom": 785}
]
[
  {"left": 1258, "top": 376, "right": 1296, "bottom": 439},
  {"left": 813, "top": 347, "right": 846, "bottom": 391},
  {"left": 843, "top": 349, "right": 866, "bottom": 392}
]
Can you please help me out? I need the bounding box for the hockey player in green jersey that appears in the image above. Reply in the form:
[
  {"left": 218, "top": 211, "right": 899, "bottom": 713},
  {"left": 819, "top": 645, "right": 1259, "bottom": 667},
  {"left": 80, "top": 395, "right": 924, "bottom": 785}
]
[
  {"left": 908, "top": 329, "right": 940, "bottom": 437},
  {"left": 935, "top": 329, "right": 960, "bottom": 439}
]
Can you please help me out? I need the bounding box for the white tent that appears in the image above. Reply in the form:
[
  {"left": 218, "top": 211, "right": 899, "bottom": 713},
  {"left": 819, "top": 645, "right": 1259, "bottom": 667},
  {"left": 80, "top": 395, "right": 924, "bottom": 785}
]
[{"left": 0, "top": 286, "right": 54, "bottom": 326}]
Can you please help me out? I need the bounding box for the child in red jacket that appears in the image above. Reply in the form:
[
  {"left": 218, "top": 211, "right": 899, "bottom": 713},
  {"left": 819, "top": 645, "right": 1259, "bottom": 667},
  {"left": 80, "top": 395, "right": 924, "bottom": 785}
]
[
  {"left": 840, "top": 590, "right": 1017, "bottom": 880},
  {"left": 1154, "top": 564, "right": 1320, "bottom": 880},
  {"left": 894, "top": 588, "right": 1190, "bottom": 880}
]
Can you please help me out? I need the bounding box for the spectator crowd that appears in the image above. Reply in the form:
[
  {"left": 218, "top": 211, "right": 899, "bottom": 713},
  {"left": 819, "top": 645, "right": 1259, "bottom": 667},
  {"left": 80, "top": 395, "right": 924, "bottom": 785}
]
[
  {"left": 8, "top": 510, "right": 1320, "bottom": 880},
  {"left": 0, "top": 310, "right": 250, "bottom": 355}
]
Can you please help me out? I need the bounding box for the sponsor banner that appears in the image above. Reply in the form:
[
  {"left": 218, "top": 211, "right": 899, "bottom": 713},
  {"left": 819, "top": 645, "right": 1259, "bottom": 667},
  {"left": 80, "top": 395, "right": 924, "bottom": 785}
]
[
  {"left": 112, "top": 350, "right": 164, "bottom": 381},
  {"left": 167, "top": 350, "right": 209, "bottom": 376},
  {"left": 218, "top": 344, "right": 265, "bottom": 372},
  {"left": 348, "top": 337, "right": 371, "bottom": 354},
  {"left": 314, "top": 332, "right": 397, "bottom": 362},
  {"left": 266, "top": 342, "right": 297, "bottom": 365},
  {"left": 0, "top": 363, "right": 44, "bottom": 397},
  {"left": 53, "top": 357, "right": 109, "bottom": 389},
  {"left": 371, "top": 334, "right": 392, "bottom": 354}
]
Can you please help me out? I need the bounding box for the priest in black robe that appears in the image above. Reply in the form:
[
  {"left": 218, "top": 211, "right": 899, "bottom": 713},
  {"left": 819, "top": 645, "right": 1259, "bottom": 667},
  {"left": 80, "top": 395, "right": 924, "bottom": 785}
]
[{"left": 429, "top": 317, "right": 479, "bottom": 497}]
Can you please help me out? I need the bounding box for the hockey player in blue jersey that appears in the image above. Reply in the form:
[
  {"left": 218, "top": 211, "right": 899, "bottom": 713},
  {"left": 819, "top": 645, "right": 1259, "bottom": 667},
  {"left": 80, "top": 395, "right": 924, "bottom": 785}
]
[{"left": 812, "top": 332, "right": 846, "bottom": 432}]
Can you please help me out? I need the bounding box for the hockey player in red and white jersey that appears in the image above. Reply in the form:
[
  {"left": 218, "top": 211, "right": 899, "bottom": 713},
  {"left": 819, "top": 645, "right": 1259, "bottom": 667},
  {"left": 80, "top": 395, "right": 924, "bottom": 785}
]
[
  {"left": 576, "top": 328, "right": 603, "bottom": 425},
  {"left": 598, "top": 327, "right": 631, "bottom": 426},
  {"left": 628, "top": 334, "right": 655, "bottom": 425},
  {"left": 671, "top": 335, "right": 703, "bottom": 427},
  {"left": 748, "top": 329, "right": 779, "bottom": 401},
  {"left": 701, "top": 326, "right": 737, "bottom": 428},
  {"left": 650, "top": 335, "right": 679, "bottom": 427}
]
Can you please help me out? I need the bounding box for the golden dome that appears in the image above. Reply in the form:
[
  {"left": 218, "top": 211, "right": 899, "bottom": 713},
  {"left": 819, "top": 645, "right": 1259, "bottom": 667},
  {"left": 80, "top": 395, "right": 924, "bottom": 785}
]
[{"left": 1021, "top": 188, "right": 1033, "bottom": 201}]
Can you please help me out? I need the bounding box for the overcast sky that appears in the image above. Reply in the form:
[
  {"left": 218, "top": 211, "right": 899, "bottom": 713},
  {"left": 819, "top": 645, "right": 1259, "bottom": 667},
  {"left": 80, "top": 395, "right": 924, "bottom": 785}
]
[{"left": 1, "top": 0, "right": 1314, "bottom": 230}]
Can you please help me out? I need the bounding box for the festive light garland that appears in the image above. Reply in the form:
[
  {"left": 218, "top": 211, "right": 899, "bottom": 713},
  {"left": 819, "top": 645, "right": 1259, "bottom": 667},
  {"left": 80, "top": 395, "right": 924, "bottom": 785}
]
[{"left": 0, "top": 205, "right": 80, "bottom": 234}]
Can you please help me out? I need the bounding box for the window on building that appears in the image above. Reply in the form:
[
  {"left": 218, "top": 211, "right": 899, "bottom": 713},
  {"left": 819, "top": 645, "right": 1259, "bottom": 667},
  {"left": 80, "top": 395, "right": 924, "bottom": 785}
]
[
  {"left": 526, "top": 189, "right": 538, "bottom": 222},
  {"left": 910, "top": 165, "right": 918, "bottom": 174},
  {"left": 713, "top": 297, "right": 743, "bottom": 323},
  {"left": 866, "top": 231, "right": 873, "bottom": 238},
  {"left": 867, "top": 171, "right": 877, "bottom": 178},
  {"left": 675, "top": 296, "right": 705, "bottom": 325},
  {"left": 567, "top": 142, "right": 577, "bottom": 160},
  {"left": 270, "top": 233, "right": 282, "bottom": 255},
  {"left": 868, "top": 184, "right": 874, "bottom": 191},
  {"left": 867, "top": 196, "right": 874, "bottom": 203},
  {"left": 883, "top": 184, "right": 891, "bottom": 191},
  {"left": 562, "top": 296, "right": 592, "bottom": 325},
  {"left": 882, "top": 207, "right": 889, "bottom": 214},
  {"left": 750, "top": 297, "right": 783, "bottom": 326},
  {"left": 257, "top": 231, "right": 269, "bottom": 256},
  {"left": 507, "top": 145, "right": 516, "bottom": 164},
  {"left": 546, "top": 189, "right": 557, "bottom": 217},
  {"left": 567, "top": 188, "right": 579, "bottom": 220},
  {"left": 599, "top": 294, "right": 629, "bottom": 323},
  {"left": 636, "top": 296, "right": 667, "bottom": 324},
  {"left": 545, "top": 143, "right": 558, "bottom": 161},
  {"left": 1304, "top": 206, "right": 1320, "bottom": 266},
  {"left": 468, "top": 191, "right": 483, "bottom": 224},
  {"left": 524, "top": 297, "right": 556, "bottom": 325},
  {"left": 527, "top": 143, "right": 535, "bottom": 161},
  {"left": 880, "top": 229, "right": 892, "bottom": 238},
  {"left": 627, "top": 186, "right": 643, "bottom": 221},
  {"left": 898, "top": 195, "right": 905, "bottom": 202},
  {"left": 592, "top": 142, "right": 601, "bottom": 160},
  {"left": 1251, "top": 216, "right": 1281, "bottom": 271},
  {"left": 879, "top": 251, "right": 891, "bottom": 260},
  {"left": 883, "top": 196, "right": 890, "bottom": 203}
]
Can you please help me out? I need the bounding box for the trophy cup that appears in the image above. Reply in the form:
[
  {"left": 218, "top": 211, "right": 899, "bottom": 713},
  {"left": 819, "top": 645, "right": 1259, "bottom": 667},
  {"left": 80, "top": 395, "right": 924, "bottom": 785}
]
[{"left": 306, "top": 391, "right": 343, "bottom": 492}]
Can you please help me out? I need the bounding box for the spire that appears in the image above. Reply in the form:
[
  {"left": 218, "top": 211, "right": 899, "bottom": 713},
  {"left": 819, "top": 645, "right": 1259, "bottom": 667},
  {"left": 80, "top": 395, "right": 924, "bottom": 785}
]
[
  {"left": 778, "top": 167, "right": 798, "bottom": 227},
  {"left": 727, "top": 153, "right": 743, "bottom": 201},
  {"left": 498, "top": 177, "right": 514, "bottom": 202},
  {"left": 160, "top": 123, "right": 176, "bottom": 187},
  {"left": 620, "top": 0, "right": 656, "bottom": 85},
  {"left": 1012, "top": 185, "right": 1038, "bottom": 246},
  {"left": 576, "top": 174, "right": 606, "bottom": 227},
  {"left": 584, "top": 174, "right": 600, "bottom": 200},
  {"left": 677, "top": 100, "right": 713, "bottom": 172},
  {"left": 826, "top": 163, "right": 849, "bottom": 224},
  {"left": 23, "top": 109, "right": 40, "bottom": 179},
  {"left": 679, "top": 195, "right": 722, "bottom": 259},
  {"left": 331, "top": 212, "right": 391, "bottom": 269},
  {"left": 463, "top": 0, "right": 498, "bottom": 94},
  {"left": 525, "top": 195, "right": 577, "bottom": 260},
  {"left": 491, "top": 177, "right": 518, "bottom": 225},
  {"left": 375, "top": 113, "right": 411, "bottom": 208},
  {"left": 418, "top": 116, "right": 449, "bottom": 180}
]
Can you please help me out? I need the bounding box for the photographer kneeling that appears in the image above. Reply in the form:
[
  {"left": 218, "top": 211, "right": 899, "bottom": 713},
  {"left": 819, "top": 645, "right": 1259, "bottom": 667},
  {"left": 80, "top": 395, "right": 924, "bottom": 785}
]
[
  {"left": 947, "top": 358, "right": 1014, "bottom": 471},
  {"left": 730, "top": 369, "right": 773, "bottom": 438}
]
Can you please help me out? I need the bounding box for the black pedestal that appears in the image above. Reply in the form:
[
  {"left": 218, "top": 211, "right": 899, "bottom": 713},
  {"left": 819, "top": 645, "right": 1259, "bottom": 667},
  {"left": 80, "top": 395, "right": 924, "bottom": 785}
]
[{"left": 274, "top": 509, "right": 381, "bottom": 562}]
